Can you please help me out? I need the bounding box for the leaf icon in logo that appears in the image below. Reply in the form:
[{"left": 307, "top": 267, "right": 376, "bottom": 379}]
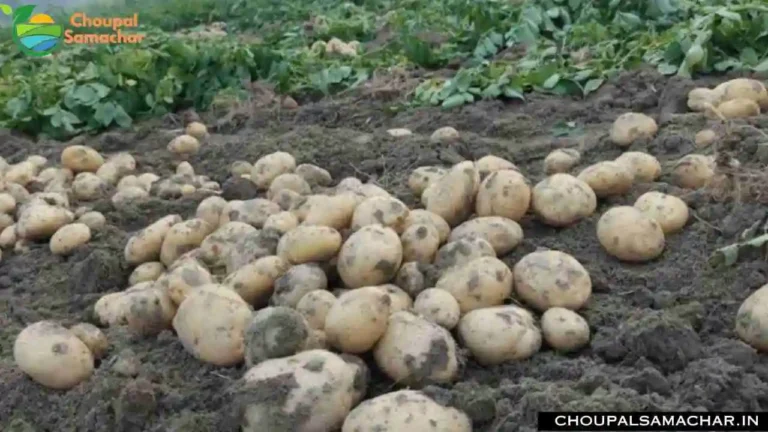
[
  {"left": 13, "top": 4, "right": 37, "bottom": 24},
  {"left": 0, "top": 4, "right": 12, "bottom": 16}
]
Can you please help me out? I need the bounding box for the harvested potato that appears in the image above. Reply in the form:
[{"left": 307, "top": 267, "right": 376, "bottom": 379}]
[
  {"left": 69, "top": 323, "right": 109, "bottom": 359},
  {"left": 610, "top": 112, "right": 658, "bottom": 147},
  {"left": 531, "top": 174, "right": 597, "bottom": 227},
  {"left": 5, "top": 161, "right": 36, "bottom": 186},
  {"left": 395, "top": 262, "right": 436, "bottom": 297},
  {"left": 715, "top": 98, "right": 760, "bottom": 119},
  {"left": 475, "top": 169, "right": 531, "bottom": 222},
  {"left": 695, "top": 129, "right": 717, "bottom": 148},
  {"left": 195, "top": 196, "right": 228, "bottom": 228},
  {"left": 544, "top": 148, "right": 581, "bottom": 174},
  {"left": 736, "top": 283, "right": 768, "bottom": 351},
  {"left": 475, "top": 155, "right": 517, "bottom": 178},
  {"left": 14, "top": 321, "right": 94, "bottom": 390},
  {"left": 342, "top": 390, "right": 472, "bottom": 432},
  {"left": 434, "top": 237, "right": 495, "bottom": 272},
  {"left": 325, "top": 287, "right": 391, "bottom": 353},
  {"left": 277, "top": 225, "right": 342, "bottom": 264},
  {"left": 449, "top": 216, "right": 523, "bottom": 255},
  {"left": 430, "top": 126, "right": 460, "bottom": 143},
  {"left": 0, "top": 214, "right": 12, "bottom": 232},
  {"left": 413, "top": 288, "right": 461, "bottom": 330},
  {"left": 288, "top": 194, "right": 326, "bottom": 221},
  {"left": 0, "top": 192, "right": 16, "bottom": 214},
  {"left": 231, "top": 161, "right": 253, "bottom": 177},
  {"left": 458, "top": 305, "right": 541, "bottom": 365},
  {"left": 336, "top": 177, "right": 364, "bottom": 194},
  {"left": 295, "top": 163, "right": 332, "bottom": 187},
  {"left": 72, "top": 173, "right": 109, "bottom": 201},
  {"left": 267, "top": 173, "right": 311, "bottom": 199},
  {"left": 421, "top": 161, "right": 479, "bottom": 227},
  {"left": 167, "top": 134, "right": 201, "bottom": 158},
  {"left": 436, "top": 256, "right": 512, "bottom": 314},
  {"left": 634, "top": 192, "right": 689, "bottom": 234},
  {"left": 0, "top": 225, "right": 16, "bottom": 248},
  {"left": 199, "top": 221, "right": 257, "bottom": 268},
  {"left": 77, "top": 211, "right": 106, "bottom": 231},
  {"left": 263, "top": 211, "right": 299, "bottom": 234},
  {"left": 173, "top": 285, "right": 253, "bottom": 366},
  {"left": 224, "top": 255, "right": 288, "bottom": 305},
  {"left": 137, "top": 173, "right": 159, "bottom": 191},
  {"left": 597, "top": 206, "right": 665, "bottom": 262},
  {"left": 687, "top": 87, "right": 722, "bottom": 112},
  {"left": 124, "top": 214, "right": 182, "bottom": 265},
  {"left": 251, "top": 152, "right": 296, "bottom": 190},
  {"left": 112, "top": 186, "right": 149, "bottom": 208},
  {"left": 541, "top": 307, "right": 590, "bottom": 352},
  {"left": 26, "top": 155, "right": 47, "bottom": 170},
  {"left": 408, "top": 166, "right": 447, "bottom": 196},
  {"left": 513, "top": 250, "right": 591, "bottom": 311},
  {"left": 28, "top": 191, "right": 69, "bottom": 210},
  {"left": 401, "top": 223, "right": 441, "bottom": 264},
  {"left": 614, "top": 151, "right": 661, "bottom": 183},
  {"left": 5, "top": 182, "right": 30, "bottom": 205},
  {"left": 224, "top": 229, "right": 282, "bottom": 274},
  {"left": 671, "top": 154, "right": 715, "bottom": 189},
  {"left": 243, "top": 306, "right": 312, "bottom": 367},
  {"left": 128, "top": 261, "right": 165, "bottom": 286},
  {"left": 95, "top": 282, "right": 177, "bottom": 335},
  {"left": 163, "top": 260, "right": 215, "bottom": 305},
  {"left": 402, "top": 211, "right": 450, "bottom": 246},
  {"left": 337, "top": 225, "right": 403, "bottom": 288},
  {"left": 577, "top": 161, "right": 634, "bottom": 198},
  {"left": 350, "top": 196, "right": 409, "bottom": 233},
  {"left": 159, "top": 218, "right": 215, "bottom": 266},
  {"left": 715, "top": 77, "right": 768, "bottom": 110},
  {"left": 61, "top": 145, "right": 104, "bottom": 173},
  {"left": 221, "top": 198, "right": 281, "bottom": 228},
  {"left": 50, "top": 223, "right": 91, "bottom": 256},
  {"left": 296, "top": 290, "right": 337, "bottom": 330},
  {"left": 377, "top": 284, "right": 413, "bottom": 313},
  {"left": 272, "top": 264, "right": 328, "bottom": 307},
  {"left": 373, "top": 311, "right": 459, "bottom": 386},
  {"left": 175, "top": 162, "right": 194, "bottom": 177},
  {"left": 185, "top": 121, "right": 208, "bottom": 140},
  {"left": 16, "top": 204, "right": 74, "bottom": 240}
]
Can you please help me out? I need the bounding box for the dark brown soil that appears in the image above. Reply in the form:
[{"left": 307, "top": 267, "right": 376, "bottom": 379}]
[{"left": 2, "top": 68, "right": 768, "bottom": 432}]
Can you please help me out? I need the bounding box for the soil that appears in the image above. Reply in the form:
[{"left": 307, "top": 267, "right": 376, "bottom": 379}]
[{"left": 2, "top": 67, "right": 768, "bottom": 432}]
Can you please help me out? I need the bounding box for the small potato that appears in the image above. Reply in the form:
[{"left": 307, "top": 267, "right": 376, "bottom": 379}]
[
  {"left": 376, "top": 284, "right": 413, "bottom": 313},
  {"left": 395, "top": 262, "right": 435, "bottom": 297},
  {"left": 16, "top": 204, "right": 74, "bottom": 240},
  {"left": 634, "top": 192, "right": 689, "bottom": 234},
  {"left": 163, "top": 260, "right": 215, "bottom": 305},
  {"left": 342, "top": 390, "right": 472, "bottom": 432},
  {"left": 173, "top": 285, "right": 253, "bottom": 366},
  {"left": 430, "top": 126, "right": 460, "bottom": 144},
  {"left": 544, "top": 148, "right": 581, "bottom": 174},
  {"left": 325, "top": 287, "right": 391, "bottom": 353},
  {"left": 436, "top": 257, "right": 512, "bottom": 314},
  {"left": 263, "top": 211, "right": 299, "bottom": 234},
  {"left": 159, "top": 218, "right": 215, "bottom": 266},
  {"left": 224, "top": 255, "right": 290, "bottom": 305},
  {"left": 577, "top": 161, "right": 634, "bottom": 198},
  {"left": 277, "top": 225, "right": 343, "bottom": 265},
  {"left": 475, "top": 169, "right": 531, "bottom": 222},
  {"left": 61, "top": 145, "right": 104, "bottom": 173},
  {"left": 541, "top": 307, "right": 590, "bottom": 352},
  {"left": 373, "top": 311, "right": 459, "bottom": 386},
  {"left": 5, "top": 162, "right": 36, "bottom": 186},
  {"left": 199, "top": 221, "right": 257, "bottom": 268},
  {"left": 14, "top": 321, "right": 94, "bottom": 390},
  {"left": 243, "top": 306, "right": 312, "bottom": 367},
  {"left": 337, "top": 225, "right": 403, "bottom": 289},
  {"left": 221, "top": 198, "right": 281, "bottom": 228},
  {"left": 50, "top": 223, "right": 91, "bottom": 256},
  {"left": 78, "top": 211, "right": 106, "bottom": 231},
  {"left": 72, "top": 173, "right": 109, "bottom": 201},
  {"left": 475, "top": 155, "right": 517, "bottom": 178},
  {"left": 695, "top": 129, "right": 717, "bottom": 148},
  {"left": 610, "top": 112, "right": 658, "bottom": 147},
  {"left": 0, "top": 192, "right": 17, "bottom": 214},
  {"left": 350, "top": 196, "right": 409, "bottom": 233},
  {"left": 531, "top": 174, "right": 597, "bottom": 227},
  {"left": 671, "top": 154, "right": 715, "bottom": 189},
  {"left": 296, "top": 290, "right": 337, "bottom": 329},
  {"left": 687, "top": 87, "right": 722, "bottom": 112},
  {"left": 414, "top": 288, "right": 460, "bottom": 330},
  {"left": 0, "top": 225, "right": 17, "bottom": 248},
  {"left": 400, "top": 223, "right": 440, "bottom": 264},
  {"left": 128, "top": 261, "right": 165, "bottom": 286},
  {"left": 231, "top": 161, "right": 253, "bottom": 177},
  {"left": 715, "top": 78, "right": 768, "bottom": 110},
  {"left": 272, "top": 263, "right": 328, "bottom": 307},
  {"left": 267, "top": 173, "right": 311, "bottom": 199},
  {"left": 137, "top": 173, "right": 160, "bottom": 191},
  {"left": 5, "top": 182, "right": 30, "bottom": 205},
  {"left": 176, "top": 161, "right": 195, "bottom": 176},
  {"left": 185, "top": 121, "right": 208, "bottom": 140},
  {"left": 449, "top": 216, "right": 523, "bottom": 255},
  {"left": 457, "top": 305, "right": 541, "bottom": 365},
  {"left": 421, "top": 161, "right": 479, "bottom": 227},
  {"left": 513, "top": 250, "right": 592, "bottom": 312},
  {"left": 597, "top": 206, "right": 665, "bottom": 262},
  {"left": 111, "top": 186, "right": 149, "bottom": 208},
  {"left": 408, "top": 166, "right": 447, "bottom": 196},
  {"left": 295, "top": 163, "right": 332, "bottom": 187},
  {"left": 403, "top": 209, "right": 451, "bottom": 244},
  {"left": 180, "top": 184, "right": 197, "bottom": 197},
  {"left": 614, "top": 151, "right": 661, "bottom": 183},
  {"left": 251, "top": 151, "right": 296, "bottom": 190},
  {"left": 715, "top": 98, "right": 760, "bottom": 119},
  {"left": 735, "top": 283, "right": 768, "bottom": 351},
  {"left": 434, "top": 237, "right": 495, "bottom": 272},
  {"left": 69, "top": 323, "right": 109, "bottom": 359},
  {"left": 167, "top": 134, "right": 201, "bottom": 158},
  {"left": 124, "top": 214, "right": 182, "bottom": 265}
]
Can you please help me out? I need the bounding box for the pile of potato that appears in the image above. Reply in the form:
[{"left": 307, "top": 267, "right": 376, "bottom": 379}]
[{"left": 687, "top": 78, "right": 768, "bottom": 119}]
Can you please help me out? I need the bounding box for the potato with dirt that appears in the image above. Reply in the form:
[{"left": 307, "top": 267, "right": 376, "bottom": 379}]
[
  {"left": 277, "top": 225, "right": 343, "bottom": 265},
  {"left": 436, "top": 256, "right": 512, "bottom": 314},
  {"left": 350, "top": 196, "right": 409, "bottom": 234},
  {"left": 225, "top": 229, "right": 283, "bottom": 274},
  {"left": 715, "top": 77, "right": 768, "bottom": 110},
  {"left": 413, "top": 288, "right": 461, "bottom": 330},
  {"left": 408, "top": 166, "right": 447, "bottom": 196},
  {"left": 735, "top": 283, "right": 768, "bottom": 352},
  {"left": 94, "top": 282, "right": 177, "bottom": 335},
  {"left": 513, "top": 250, "right": 592, "bottom": 312},
  {"left": 125, "top": 214, "right": 182, "bottom": 265},
  {"left": 264, "top": 211, "right": 300, "bottom": 234},
  {"left": 167, "top": 134, "right": 201, "bottom": 158},
  {"left": 78, "top": 211, "right": 106, "bottom": 231},
  {"left": 434, "top": 236, "right": 496, "bottom": 272},
  {"left": 614, "top": 151, "right": 662, "bottom": 183},
  {"left": 577, "top": 161, "right": 634, "bottom": 198},
  {"left": 544, "top": 148, "right": 581, "bottom": 174},
  {"left": 173, "top": 284, "right": 253, "bottom": 366},
  {"left": 0, "top": 192, "right": 16, "bottom": 214},
  {"left": 243, "top": 306, "right": 313, "bottom": 367},
  {"left": 196, "top": 196, "right": 228, "bottom": 228},
  {"left": 199, "top": 221, "right": 257, "bottom": 268},
  {"left": 376, "top": 284, "right": 413, "bottom": 313},
  {"left": 541, "top": 307, "right": 590, "bottom": 352},
  {"left": 695, "top": 129, "right": 717, "bottom": 148},
  {"left": 373, "top": 310, "right": 460, "bottom": 386},
  {"left": 403, "top": 209, "right": 451, "bottom": 244},
  {"left": 609, "top": 112, "right": 658, "bottom": 147},
  {"left": 14, "top": 321, "right": 94, "bottom": 390},
  {"left": 251, "top": 151, "right": 297, "bottom": 189},
  {"left": 325, "top": 287, "right": 391, "bottom": 354},
  {"left": 475, "top": 169, "right": 531, "bottom": 222},
  {"left": 475, "top": 155, "right": 517, "bottom": 178},
  {"left": 49, "top": 223, "right": 91, "bottom": 256},
  {"left": 0, "top": 214, "right": 13, "bottom": 232},
  {"left": 394, "top": 262, "right": 432, "bottom": 297},
  {"left": 69, "top": 322, "right": 109, "bottom": 359},
  {"left": 0, "top": 225, "right": 17, "bottom": 248},
  {"left": 271, "top": 263, "right": 329, "bottom": 307},
  {"left": 687, "top": 87, "right": 722, "bottom": 112},
  {"left": 337, "top": 224, "right": 403, "bottom": 288},
  {"left": 128, "top": 261, "right": 165, "bottom": 286},
  {"left": 5, "top": 161, "right": 37, "bottom": 186},
  {"left": 634, "top": 191, "right": 689, "bottom": 234},
  {"left": 342, "top": 390, "right": 472, "bottom": 432},
  {"left": 597, "top": 206, "right": 665, "bottom": 262},
  {"left": 458, "top": 305, "right": 541, "bottom": 365},
  {"left": 449, "top": 216, "right": 524, "bottom": 255},
  {"left": 531, "top": 174, "right": 597, "bottom": 227},
  {"left": 61, "top": 145, "right": 104, "bottom": 173},
  {"left": 715, "top": 98, "right": 760, "bottom": 119},
  {"left": 221, "top": 198, "right": 281, "bottom": 228},
  {"left": 162, "top": 260, "right": 215, "bottom": 305},
  {"left": 421, "top": 161, "right": 479, "bottom": 227},
  {"left": 185, "top": 121, "right": 208, "bottom": 140},
  {"left": 671, "top": 154, "right": 715, "bottom": 189},
  {"left": 16, "top": 204, "right": 74, "bottom": 241},
  {"left": 400, "top": 223, "right": 441, "bottom": 264},
  {"left": 296, "top": 289, "right": 337, "bottom": 330},
  {"left": 430, "top": 126, "right": 460, "bottom": 143},
  {"left": 267, "top": 173, "right": 312, "bottom": 199},
  {"left": 112, "top": 186, "right": 149, "bottom": 208},
  {"left": 224, "top": 255, "right": 290, "bottom": 306},
  {"left": 295, "top": 163, "right": 332, "bottom": 187},
  {"left": 159, "top": 218, "right": 215, "bottom": 266}
]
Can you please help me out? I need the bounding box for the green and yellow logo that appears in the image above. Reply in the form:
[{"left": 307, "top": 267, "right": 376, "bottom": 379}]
[{"left": 1, "top": 4, "right": 63, "bottom": 57}]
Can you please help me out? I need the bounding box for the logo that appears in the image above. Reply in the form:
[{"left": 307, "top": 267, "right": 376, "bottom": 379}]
[{"left": 1, "top": 4, "right": 63, "bottom": 57}]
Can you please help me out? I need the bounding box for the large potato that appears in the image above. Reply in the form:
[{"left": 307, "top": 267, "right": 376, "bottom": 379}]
[
  {"left": 94, "top": 283, "right": 177, "bottom": 335},
  {"left": 221, "top": 198, "right": 281, "bottom": 228},
  {"left": 272, "top": 263, "right": 328, "bottom": 307},
  {"left": 373, "top": 311, "right": 460, "bottom": 386},
  {"left": 263, "top": 211, "right": 299, "bottom": 234},
  {"left": 167, "top": 134, "right": 201, "bottom": 158},
  {"left": 475, "top": 169, "right": 531, "bottom": 222},
  {"left": 577, "top": 161, "right": 634, "bottom": 198},
  {"left": 296, "top": 290, "right": 337, "bottom": 329},
  {"left": 225, "top": 229, "right": 282, "bottom": 274},
  {"left": 541, "top": 307, "right": 590, "bottom": 352},
  {"left": 614, "top": 151, "right": 662, "bottom": 183},
  {"left": 634, "top": 192, "right": 689, "bottom": 234},
  {"left": 159, "top": 218, "right": 215, "bottom": 266},
  {"left": 531, "top": 174, "right": 596, "bottom": 227},
  {"left": 610, "top": 112, "right": 658, "bottom": 147},
  {"left": 196, "top": 196, "right": 228, "bottom": 228},
  {"left": 224, "top": 255, "right": 290, "bottom": 306},
  {"left": 199, "top": 221, "right": 257, "bottom": 268},
  {"left": 277, "top": 225, "right": 342, "bottom": 264},
  {"left": 475, "top": 155, "right": 516, "bottom": 178},
  {"left": 457, "top": 305, "right": 541, "bottom": 365},
  {"left": 173, "top": 284, "right": 253, "bottom": 366},
  {"left": 14, "top": 321, "right": 94, "bottom": 390},
  {"left": 408, "top": 166, "right": 447, "bottom": 196},
  {"left": 403, "top": 210, "right": 450, "bottom": 244},
  {"left": 715, "top": 98, "right": 760, "bottom": 119},
  {"left": 421, "top": 161, "right": 479, "bottom": 227},
  {"left": 715, "top": 78, "right": 768, "bottom": 110},
  {"left": 449, "top": 216, "right": 523, "bottom": 255},
  {"left": 671, "top": 154, "right": 715, "bottom": 189},
  {"left": 243, "top": 306, "right": 312, "bottom": 367},
  {"left": 351, "top": 196, "right": 409, "bottom": 233},
  {"left": 394, "top": 262, "right": 432, "bottom": 297},
  {"left": 112, "top": 186, "right": 149, "bottom": 208},
  {"left": 337, "top": 225, "right": 403, "bottom": 288},
  {"left": 185, "top": 121, "right": 208, "bottom": 139},
  {"left": 687, "top": 87, "right": 722, "bottom": 112},
  {"left": 124, "top": 214, "right": 182, "bottom": 265},
  {"left": 72, "top": 172, "right": 110, "bottom": 201},
  {"left": 251, "top": 151, "right": 296, "bottom": 189},
  {"left": 267, "top": 173, "right": 311, "bottom": 199},
  {"left": 376, "top": 284, "right": 413, "bottom": 313},
  {"left": 295, "top": 163, "right": 332, "bottom": 187},
  {"left": 163, "top": 260, "right": 214, "bottom": 305},
  {"left": 5, "top": 161, "right": 36, "bottom": 186},
  {"left": 434, "top": 237, "right": 495, "bottom": 272},
  {"left": 325, "top": 287, "right": 391, "bottom": 353},
  {"left": 49, "top": 223, "right": 91, "bottom": 256},
  {"left": 302, "top": 193, "right": 359, "bottom": 229},
  {"left": 513, "top": 250, "right": 592, "bottom": 312},
  {"left": 544, "top": 149, "right": 581, "bottom": 174},
  {"left": 413, "top": 288, "right": 461, "bottom": 330},
  {"left": 61, "top": 145, "right": 104, "bottom": 173},
  {"left": 597, "top": 206, "right": 665, "bottom": 262},
  {"left": 736, "top": 283, "right": 768, "bottom": 352},
  {"left": 128, "top": 261, "right": 165, "bottom": 286},
  {"left": 16, "top": 204, "right": 74, "bottom": 240},
  {"left": 401, "top": 223, "right": 441, "bottom": 264},
  {"left": 0, "top": 192, "right": 17, "bottom": 214},
  {"left": 436, "top": 256, "right": 512, "bottom": 314}
]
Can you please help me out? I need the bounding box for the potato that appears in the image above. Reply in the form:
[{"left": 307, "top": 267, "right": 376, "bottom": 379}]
[
  {"left": 0, "top": 192, "right": 16, "bottom": 214},
  {"left": 163, "top": 260, "right": 215, "bottom": 305},
  {"left": 342, "top": 390, "right": 472, "bottom": 432},
  {"left": 61, "top": 145, "right": 104, "bottom": 173},
  {"left": 434, "top": 237, "right": 495, "bottom": 272},
  {"left": 159, "top": 218, "right": 215, "bottom": 266},
  {"left": 267, "top": 173, "right": 311, "bottom": 199},
  {"left": 715, "top": 98, "right": 760, "bottom": 119},
  {"left": 395, "top": 262, "right": 436, "bottom": 297},
  {"left": 5, "top": 182, "right": 30, "bottom": 205},
  {"left": 0, "top": 214, "right": 13, "bottom": 232},
  {"left": 715, "top": 78, "right": 768, "bottom": 110},
  {"left": 124, "top": 214, "right": 182, "bottom": 265},
  {"left": 50, "top": 223, "right": 91, "bottom": 255},
  {"left": 377, "top": 284, "right": 413, "bottom": 313},
  {"left": 436, "top": 256, "right": 512, "bottom": 314},
  {"left": 610, "top": 112, "right": 658, "bottom": 147},
  {"left": 449, "top": 216, "right": 523, "bottom": 255},
  {"left": 671, "top": 154, "right": 715, "bottom": 189},
  {"left": 71, "top": 173, "right": 108, "bottom": 201},
  {"left": 16, "top": 204, "right": 74, "bottom": 240},
  {"left": 277, "top": 225, "right": 342, "bottom": 265},
  {"left": 27, "top": 191, "right": 69, "bottom": 210},
  {"left": 225, "top": 229, "right": 282, "bottom": 274},
  {"left": 513, "top": 250, "right": 591, "bottom": 311},
  {"left": 430, "top": 126, "right": 460, "bottom": 143},
  {"left": 231, "top": 160, "right": 253, "bottom": 177},
  {"left": 263, "top": 211, "right": 299, "bottom": 234},
  {"left": 541, "top": 307, "right": 590, "bottom": 352},
  {"left": 687, "top": 87, "right": 722, "bottom": 112},
  {"left": 325, "top": 287, "right": 391, "bottom": 353},
  {"left": 193, "top": 196, "right": 226, "bottom": 228},
  {"left": 137, "top": 173, "right": 160, "bottom": 191},
  {"left": 475, "top": 155, "right": 517, "bottom": 178},
  {"left": 457, "top": 305, "right": 541, "bottom": 365},
  {"left": 295, "top": 163, "right": 332, "bottom": 187},
  {"left": 408, "top": 166, "right": 447, "bottom": 196},
  {"left": 0, "top": 225, "right": 17, "bottom": 248},
  {"left": 15, "top": 239, "right": 31, "bottom": 254},
  {"left": 421, "top": 161, "right": 479, "bottom": 227},
  {"left": 475, "top": 169, "right": 531, "bottom": 221},
  {"left": 577, "top": 161, "right": 634, "bottom": 198},
  {"left": 224, "top": 255, "right": 290, "bottom": 305},
  {"left": 37, "top": 167, "right": 72, "bottom": 188},
  {"left": 128, "top": 261, "right": 165, "bottom": 286},
  {"left": 373, "top": 311, "right": 459, "bottom": 386},
  {"left": 403, "top": 209, "right": 451, "bottom": 244},
  {"left": 296, "top": 290, "right": 337, "bottom": 329},
  {"left": 251, "top": 151, "right": 296, "bottom": 189},
  {"left": 614, "top": 151, "right": 661, "bottom": 183},
  {"left": 634, "top": 191, "right": 689, "bottom": 234},
  {"left": 401, "top": 223, "right": 441, "bottom": 264},
  {"left": 337, "top": 225, "right": 403, "bottom": 288},
  {"left": 350, "top": 196, "right": 409, "bottom": 233},
  {"left": 5, "top": 161, "right": 36, "bottom": 186},
  {"left": 173, "top": 285, "right": 253, "bottom": 366},
  {"left": 288, "top": 194, "right": 326, "bottom": 220},
  {"left": 336, "top": 177, "right": 364, "bottom": 194},
  {"left": 112, "top": 186, "right": 149, "bottom": 208},
  {"left": 14, "top": 321, "right": 94, "bottom": 390},
  {"left": 531, "top": 174, "right": 597, "bottom": 227},
  {"left": 695, "top": 129, "right": 717, "bottom": 148},
  {"left": 69, "top": 323, "right": 109, "bottom": 359},
  {"left": 167, "top": 134, "right": 201, "bottom": 157},
  {"left": 544, "top": 148, "right": 581, "bottom": 174},
  {"left": 735, "top": 283, "right": 768, "bottom": 351},
  {"left": 243, "top": 306, "right": 312, "bottom": 367},
  {"left": 271, "top": 264, "right": 328, "bottom": 307},
  {"left": 597, "top": 206, "right": 665, "bottom": 262},
  {"left": 199, "top": 221, "right": 257, "bottom": 268},
  {"left": 26, "top": 155, "right": 47, "bottom": 170},
  {"left": 413, "top": 288, "right": 460, "bottom": 330},
  {"left": 185, "top": 121, "right": 208, "bottom": 140},
  {"left": 78, "top": 211, "right": 106, "bottom": 231},
  {"left": 221, "top": 198, "right": 281, "bottom": 228},
  {"left": 97, "top": 282, "right": 177, "bottom": 334}
]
